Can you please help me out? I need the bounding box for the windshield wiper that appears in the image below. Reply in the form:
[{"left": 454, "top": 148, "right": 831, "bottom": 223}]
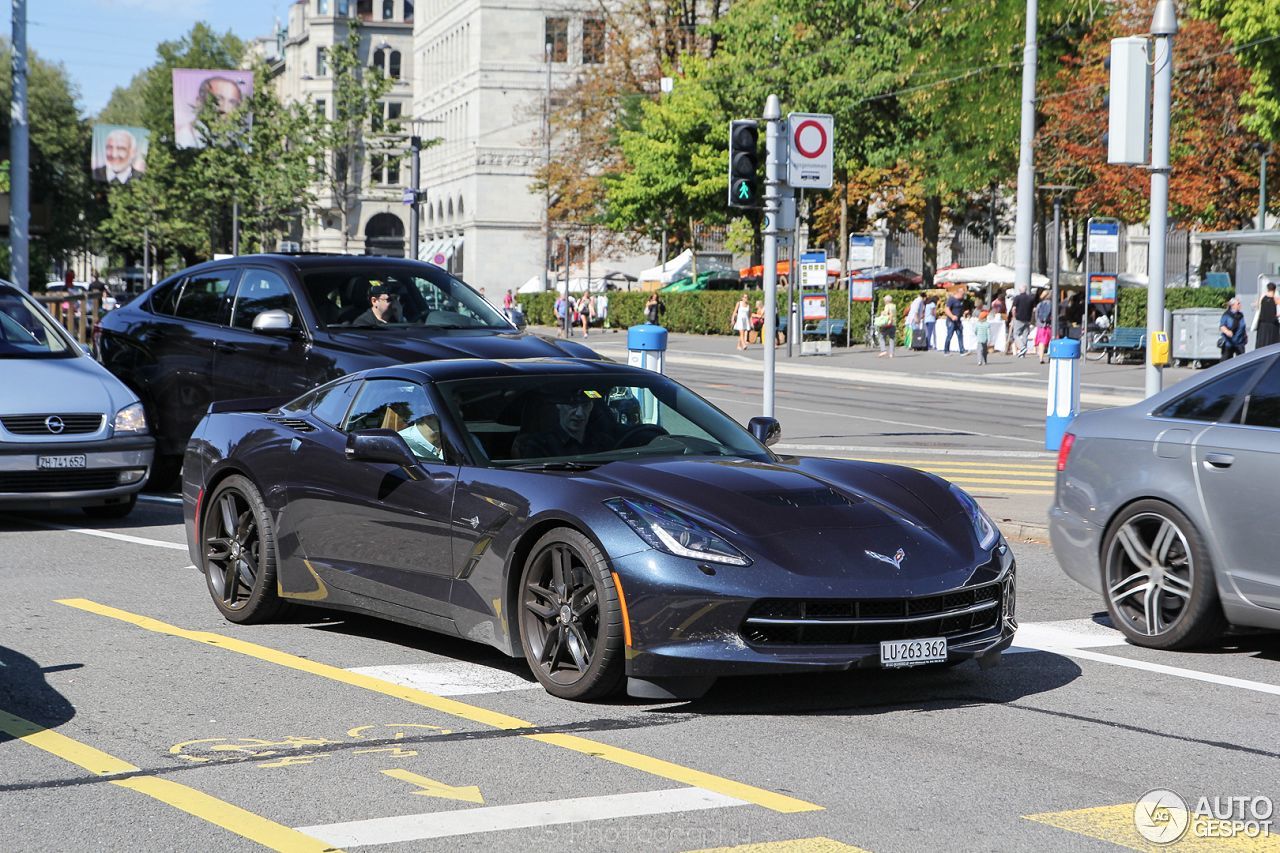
[{"left": 508, "top": 461, "right": 600, "bottom": 472}]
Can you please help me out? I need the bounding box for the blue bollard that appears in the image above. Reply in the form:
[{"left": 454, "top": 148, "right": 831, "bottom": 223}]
[
  {"left": 1046, "top": 337, "right": 1081, "bottom": 451},
  {"left": 627, "top": 323, "right": 668, "bottom": 374}
]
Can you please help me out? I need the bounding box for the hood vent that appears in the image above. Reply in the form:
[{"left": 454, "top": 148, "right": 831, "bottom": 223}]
[{"left": 743, "top": 487, "right": 859, "bottom": 509}]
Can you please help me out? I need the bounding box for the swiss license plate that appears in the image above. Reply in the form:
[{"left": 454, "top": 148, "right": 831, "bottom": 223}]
[
  {"left": 880, "top": 637, "right": 947, "bottom": 668},
  {"left": 37, "top": 455, "right": 87, "bottom": 470}
]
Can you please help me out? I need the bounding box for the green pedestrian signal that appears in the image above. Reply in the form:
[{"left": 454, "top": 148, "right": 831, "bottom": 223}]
[{"left": 728, "top": 120, "right": 761, "bottom": 209}]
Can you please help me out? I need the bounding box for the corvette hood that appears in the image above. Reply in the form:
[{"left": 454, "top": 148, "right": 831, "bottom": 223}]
[
  {"left": 588, "top": 456, "right": 985, "bottom": 590},
  {"left": 319, "top": 328, "right": 597, "bottom": 363}
]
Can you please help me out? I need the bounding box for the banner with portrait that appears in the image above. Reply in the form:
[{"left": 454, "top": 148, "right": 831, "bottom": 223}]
[
  {"left": 91, "top": 125, "right": 150, "bottom": 184},
  {"left": 172, "top": 69, "right": 254, "bottom": 149}
]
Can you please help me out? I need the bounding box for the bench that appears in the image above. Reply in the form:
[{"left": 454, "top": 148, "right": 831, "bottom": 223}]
[
  {"left": 1091, "top": 326, "right": 1145, "bottom": 363},
  {"left": 802, "top": 319, "right": 848, "bottom": 342}
]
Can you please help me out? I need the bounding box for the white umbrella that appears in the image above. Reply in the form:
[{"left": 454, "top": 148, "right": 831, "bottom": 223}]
[{"left": 934, "top": 262, "right": 1049, "bottom": 288}]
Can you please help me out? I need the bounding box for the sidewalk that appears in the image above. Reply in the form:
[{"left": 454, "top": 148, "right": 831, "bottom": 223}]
[{"left": 542, "top": 326, "right": 1203, "bottom": 408}]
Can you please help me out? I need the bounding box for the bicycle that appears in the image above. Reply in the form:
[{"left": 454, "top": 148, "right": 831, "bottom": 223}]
[
  {"left": 862, "top": 320, "right": 879, "bottom": 351},
  {"left": 1086, "top": 327, "right": 1111, "bottom": 360}
]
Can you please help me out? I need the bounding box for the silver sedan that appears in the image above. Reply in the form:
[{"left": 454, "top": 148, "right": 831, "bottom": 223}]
[{"left": 1050, "top": 346, "right": 1280, "bottom": 648}]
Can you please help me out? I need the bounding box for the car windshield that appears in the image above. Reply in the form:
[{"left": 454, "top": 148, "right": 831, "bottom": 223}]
[
  {"left": 301, "top": 263, "right": 511, "bottom": 331},
  {"left": 435, "top": 373, "right": 773, "bottom": 468},
  {"left": 0, "top": 291, "right": 76, "bottom": 359}
]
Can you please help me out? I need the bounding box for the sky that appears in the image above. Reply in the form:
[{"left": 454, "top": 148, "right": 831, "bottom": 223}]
[{"left": 2, "top": 0, "right": 292, "bottom": 117}]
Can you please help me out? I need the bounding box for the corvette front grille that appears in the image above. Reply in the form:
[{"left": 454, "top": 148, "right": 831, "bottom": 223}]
[{"left": 742, "top": 583, "right": 1003, "bottom": 645}]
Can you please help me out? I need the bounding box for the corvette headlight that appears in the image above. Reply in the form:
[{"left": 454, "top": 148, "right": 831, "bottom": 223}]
[
  {"left": 112, "top": 402, "right": 148, "bottom": 435},
  {"left": 605, "top": 498, "right": 751, "bottom": 566},
  {"left": 951, "top": 485, "right": 999, "bottom": 550}
]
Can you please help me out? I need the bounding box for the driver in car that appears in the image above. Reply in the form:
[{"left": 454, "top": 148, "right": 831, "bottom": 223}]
[
  {"left": 352, "top": 283, "right": 402, "bottom": 327},
  {"left": 512, "top": 389, "right": 618, "bottom": 458}
]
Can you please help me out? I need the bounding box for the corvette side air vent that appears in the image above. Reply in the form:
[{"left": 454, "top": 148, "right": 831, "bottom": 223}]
[{"left": 267, "top": 416, "right": 317, "bottom": 433}]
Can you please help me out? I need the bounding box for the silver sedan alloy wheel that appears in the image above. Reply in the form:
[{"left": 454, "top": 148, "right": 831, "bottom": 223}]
[{"left": 1105, "top": 511, "right": 1194, "bottom": 638}]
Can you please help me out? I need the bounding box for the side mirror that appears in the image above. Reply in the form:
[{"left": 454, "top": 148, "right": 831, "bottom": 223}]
[
  {"left": 748, "top": 416, "right": 782, "bottom": 447},
  {"left": 345, "top": 429, "right": 423, "bottom": 478},
  {"left": 252, "top": 309, "right": 295, "bottom": 335}
]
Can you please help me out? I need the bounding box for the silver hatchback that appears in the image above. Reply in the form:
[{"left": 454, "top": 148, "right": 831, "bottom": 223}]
[
  {"left": 0, "top": 281, "right": 154, "bottom": 517},
  {"left": 1050, "top": 346, "right": 1280, "bottom": 648}
]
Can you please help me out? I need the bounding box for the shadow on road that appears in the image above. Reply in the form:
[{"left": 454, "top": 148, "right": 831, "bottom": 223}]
[{"left": 0, "top": 645, "right": 79, "bottom": 743}]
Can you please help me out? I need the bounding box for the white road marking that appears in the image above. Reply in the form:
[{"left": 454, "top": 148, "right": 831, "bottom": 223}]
[
  {"left": 346, "top": 661, "right": 540, "bottom": 696},
  {"left": 138, "top": 494, "right": 183, "bottom": 505},
  {"left": 1011, "top": 618, "right": 1280, "bottom": 697},
  {"left": 15, "top": 518, "right": 188, "bottom": 551},
  {"left": 296, "top": 787, "right": 745, "bottom": 847}
]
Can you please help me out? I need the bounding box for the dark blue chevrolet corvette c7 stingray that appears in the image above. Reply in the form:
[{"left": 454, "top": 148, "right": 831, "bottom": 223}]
[{"left": 182, "top": 358, "right": 1016, "bottom": 701}]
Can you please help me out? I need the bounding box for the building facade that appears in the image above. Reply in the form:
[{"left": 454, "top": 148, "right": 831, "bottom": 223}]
[
  {"left": 265, "top": 0, "right": 416, "bottom": 255},
  {"left": 414, "top": 0, "right": 603, "bottom": 289}
]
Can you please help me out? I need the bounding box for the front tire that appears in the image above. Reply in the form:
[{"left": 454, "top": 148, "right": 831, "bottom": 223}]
[
  {"left": 1102, "top": 500, "right": 1226, "bottom": 649},
  {"left": 201, "top": 475, "right": 284, "bottom": 624},
  {"left": 517, "top": 528, "right": 624, "bottom": 701}
]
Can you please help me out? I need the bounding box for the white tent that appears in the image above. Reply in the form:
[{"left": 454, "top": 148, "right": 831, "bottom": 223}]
[
  {"left": 638, "top": 249, "right": 694, "bottom": 285},
  {"left": 934, "top": 262, "right": 1049, "bottom": 288},
  {"left": 517, "top": 275, "right": 546, "bottom": 294}
]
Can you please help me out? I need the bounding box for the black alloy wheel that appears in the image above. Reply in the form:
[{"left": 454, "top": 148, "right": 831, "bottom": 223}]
[
  {"left": 201, "top": 475, "right": 284, "bottom": 624},
  {"left": 1102, "top": 500, "right": 1226, "bottom": 649},
  {"left": 518, "top": 528, "right": 623, "bottom": 700}
]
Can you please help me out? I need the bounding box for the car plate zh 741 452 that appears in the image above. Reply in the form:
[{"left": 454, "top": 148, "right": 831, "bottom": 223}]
[
  {"left": 37, "top": 455, "right": 87, "bottom": 470},
  {"left": 880, "top": 637, "right": 947, "bottom": 668}
]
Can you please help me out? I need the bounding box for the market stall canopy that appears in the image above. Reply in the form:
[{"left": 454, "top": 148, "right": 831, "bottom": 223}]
[
  {"left": 848, "top": 266, "right": 923, "bottom": 286},
  {"left": 661, "top": 269, "right": 742, "bottom": 292},
  {"left": 934, "top": 262, "right": 1049, "bottom": 288},
  {"left": 639, "top": 249, "right": 695, "bottom": 285}
]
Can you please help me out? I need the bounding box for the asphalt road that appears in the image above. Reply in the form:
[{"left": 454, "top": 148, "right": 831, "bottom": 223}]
[{"left": 3, "top": 341, "right": 1278, "bottom": 851}]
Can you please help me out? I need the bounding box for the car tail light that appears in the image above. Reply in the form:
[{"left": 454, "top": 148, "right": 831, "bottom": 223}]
[{"left": 1057, "top": 432, "right": 1076, "bottom": 472}]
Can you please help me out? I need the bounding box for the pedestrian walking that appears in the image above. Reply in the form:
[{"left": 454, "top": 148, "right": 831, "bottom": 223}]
[
  {"left": 555, "top": 293, "right": 568, "bottom": 337},
  {"left": 645, "top": 291, "right": 665, "bottom": 325},
  {"left": 1034, "top": 290, "right": 1053, "bottom": 363},
  {"left": 975, "top": 309, "right": 990, "bottom": 365},
  {"left": 906, "top": 293, "right": 924, "bottom": 350},
  {"left": 1010, "top": 284, "right": 1034, "bottom": 357},
  {"left": 943, "top": 287, "right": 966, "bottom": 355},
  {"left": 731, "top": 292, "right": 752, "bottom": 350},
  {"left": 502, "top": 288, "right": 514, "bottom": 320},
  {"left": 1219, "top": 297, "right": 1249, "bottom": 360},
  {"left": 1254, "top": 282, "right": 1279, "bottom": 349},
  {"left": 749, "top": 300, "right": 765, "bottom": 344},
  {"left": 923, "top": 296, "right": 937, "bottom": 350},
  {"left": 595, "top": 290, "right": 609, "bottom": 329},
  {"left": 876, "top": 296, "right": 897, "bottom": 358}
]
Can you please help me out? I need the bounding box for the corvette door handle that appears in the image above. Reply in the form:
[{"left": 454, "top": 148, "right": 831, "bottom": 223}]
[{"left": 1204, "top": 453, "right": 1235, "bottom": 469}]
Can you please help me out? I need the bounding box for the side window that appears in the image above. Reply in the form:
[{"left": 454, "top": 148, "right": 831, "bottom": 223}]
[
  {"left": 174, "top": 272, "right": 237, "bottom": 325},
  {"left": 342, "top": 379, "right": 444, "bottom": 462},
  {"left": 310, "top": 380, "right": 360, "bottom": 427},
  {"left": 1156, "top": 362, "right": 1263, "bottom": 423},
  {"left": 149, "top": 280, "right": 184, "bottom": 316},
  {"left": 231, "top": 270, "right": 300, "bottom": 330},
  {"left": 1241, "top": 358, "right": 1280, "bottom": 429}
]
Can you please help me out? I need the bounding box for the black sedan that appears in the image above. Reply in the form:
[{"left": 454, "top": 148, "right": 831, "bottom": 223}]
[
  {"left": 98, "top": 254, "right": 596, "bottom": 485},
  {"left": 182, "top": 359, "right": 1016, "bottom": 701}
]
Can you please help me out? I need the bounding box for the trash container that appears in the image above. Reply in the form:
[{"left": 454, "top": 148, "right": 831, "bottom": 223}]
[{"left": 1171, "top": 308, "right": 1223, "bottom": 368}]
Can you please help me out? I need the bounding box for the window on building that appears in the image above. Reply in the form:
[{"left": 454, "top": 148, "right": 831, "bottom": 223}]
[
  {"left": 383, "top": 0, "right": 394, "bottom": 19},
  {"left": 316, "top": 47, "right": 329, "bottom": 77},
  {"left": 386, "top": 101, "right": 402, "bottom": 132},
  {"left": 583, "top": 18, "right": 605, "bottom": 64},
  {"left": 388, "top": 50, "right": 402, "bottom": 80},
  {"left": 314, "top": 98, "right": 327, "bottom": 118},
  {"left": 370, "top": 153, "right": 385, "bottom": 184},
  {"left": 373, "top": 48, "right": 386, "bottom": 76},
  {"left": 386, "top": 157, "right": 399, "bottom": 186},
  {"left": 318, "top": 0, "right": 330, "bottom": 13},
  {"left": 337, "top": 0, "right": 350, "bottom": 15},
  {"left": 545, "top": 17, "right": 568, "bottom": 62},
  {"left": 404, "top": 0, "right": 414, "bottom": 23}
]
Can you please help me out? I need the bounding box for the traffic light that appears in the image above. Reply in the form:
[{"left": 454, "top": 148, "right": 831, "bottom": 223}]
[{"left": 728, "top": 120, "right": 761, "bottom": 209}]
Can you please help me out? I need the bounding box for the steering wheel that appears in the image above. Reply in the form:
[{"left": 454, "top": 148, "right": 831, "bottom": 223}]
[{"left": 611, "top": 423, "right": 669, "bottom": 450}]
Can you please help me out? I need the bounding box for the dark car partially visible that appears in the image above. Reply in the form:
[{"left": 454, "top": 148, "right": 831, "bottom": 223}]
[{"left": 96, "top": 254, "right": 598, "bottom": 484}]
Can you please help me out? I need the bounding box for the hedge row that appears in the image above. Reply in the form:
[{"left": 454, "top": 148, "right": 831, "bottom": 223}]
[{"left": 522, "top": 285, "right": 1237, "bottom": 343}]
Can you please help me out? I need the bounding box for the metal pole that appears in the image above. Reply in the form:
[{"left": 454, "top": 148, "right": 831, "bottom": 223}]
[
  {"left": 1146, "top": 0, "right": 1177, "bottom": 398},
  {"left": 143, "top": 226, "right": 150, "bottom": 291},
  {"left": 410, "top": 134, "right": 421, "bottom": 260},
  {"left": 1012, "top": 0, "right": 1038, "bottom": 296},
  {"left": 1260, "top": 148, "right": 1269, "bottom": 231},
  {"left": 1082, "top": 216, "right": 1093, "bottom": 381},
  {"left": 762, "top": 94, "right": 782, "bottom": 418},
  {"left": 990, "top": 182, "right": 999, "bottom": 262},
  {"left": 562, "top": 235, "right": 571, "bottom": 338},
  {"left": 1051, "top": 195, "right": 1061, "bottom": 339},
  {"left": 788, "top": 190, "right": 802, "bottom": 358},
  {"left": 232, "top": 200, "right": 240, "bottom": 255},
  {"left": 10, "top": 0, "right": 30, "bottom": 290},
  {"left": 543, "top": 43, "right": 552, "bottom": 292}
]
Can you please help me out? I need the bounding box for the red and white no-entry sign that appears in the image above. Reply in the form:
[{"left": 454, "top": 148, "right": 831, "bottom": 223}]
[{"left": 786, "top": 112, "right": 834, "bottom": 190}]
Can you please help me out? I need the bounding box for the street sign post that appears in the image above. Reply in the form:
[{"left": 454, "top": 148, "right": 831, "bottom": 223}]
[
  {"left": 849, "top": 234, "right": 874, "bottom": 268},
  {"left": 1081, "top": 215, "right": 1121, "bottom": 382},
  {"left": 785, "top": 113, "right": 833, "bottom": 190},
  {"left": 799, "top": 250, "right": 830, "bottom": 356}
]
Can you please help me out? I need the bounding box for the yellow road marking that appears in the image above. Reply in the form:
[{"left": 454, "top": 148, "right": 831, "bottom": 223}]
[
  {"left": 954, "top": 487, "right": 1053, "bottom": 496},
  {"left": 1026, "top": 803, "right": 1280, "bottom": 851},
  {"left": 831, "top": 457, "right": 1055, "bottom": 471},
  {"left": 382, "top": 769, "right": 484, "bottom": 803},
  {"left": 0, "top": 709, "right": 337, "bottom": 852},
  {"left": 687, "top": 838, "right": 871, "bottom": 852},
  {"left": 57, "top": 598, "right": 821, "bottom": 814},
  {"left": 881, "top": 466, "right": 1054, "bottom": 478}
]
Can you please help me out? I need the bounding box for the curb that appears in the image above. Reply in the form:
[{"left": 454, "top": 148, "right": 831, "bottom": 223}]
[{"left": 1000, "top": 520, "right": 1051, "bottom": 545}]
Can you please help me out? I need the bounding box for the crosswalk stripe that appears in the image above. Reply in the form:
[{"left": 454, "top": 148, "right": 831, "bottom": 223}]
[{"left": 1026, "top": 803, "right": 1280, "bottom": 851}]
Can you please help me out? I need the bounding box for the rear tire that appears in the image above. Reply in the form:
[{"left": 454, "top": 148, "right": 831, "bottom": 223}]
[
  {"left": 517, "top": 528, "right": 624, "bottom": 701},
  {"left": 200, "top": 475, "right": 285, "bottom": 624},
  {"left": 1101, "top": 500, "right": 1226, "bottom": 649},
  {"left": 83, "top": 495, "right": 137, "bottom": 520}
]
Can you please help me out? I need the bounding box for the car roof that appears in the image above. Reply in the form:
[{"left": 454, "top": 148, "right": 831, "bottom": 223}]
[
  {"left": 162, "top": 254, "right": 450, "bottom": 277},
  {"left": 361, "top": 358, "right": 659, "bottom": 384}
]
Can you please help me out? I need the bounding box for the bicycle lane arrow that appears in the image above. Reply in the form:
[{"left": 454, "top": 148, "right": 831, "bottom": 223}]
[{"left": 382, "top": 769, "right": 484, "bottom": 804}]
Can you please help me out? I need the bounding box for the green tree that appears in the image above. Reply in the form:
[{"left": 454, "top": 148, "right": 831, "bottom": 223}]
[
  {"left": 1191, "top": 0, "right": 1280, "bottom": 142},
  {"left": 315, "top": 23, "right": 394, "bottom": 253}
]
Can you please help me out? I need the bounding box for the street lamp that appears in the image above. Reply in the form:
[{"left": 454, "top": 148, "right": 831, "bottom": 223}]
[{"left": 1255, "top": 142, "right": 1272, "bottom": 231}]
